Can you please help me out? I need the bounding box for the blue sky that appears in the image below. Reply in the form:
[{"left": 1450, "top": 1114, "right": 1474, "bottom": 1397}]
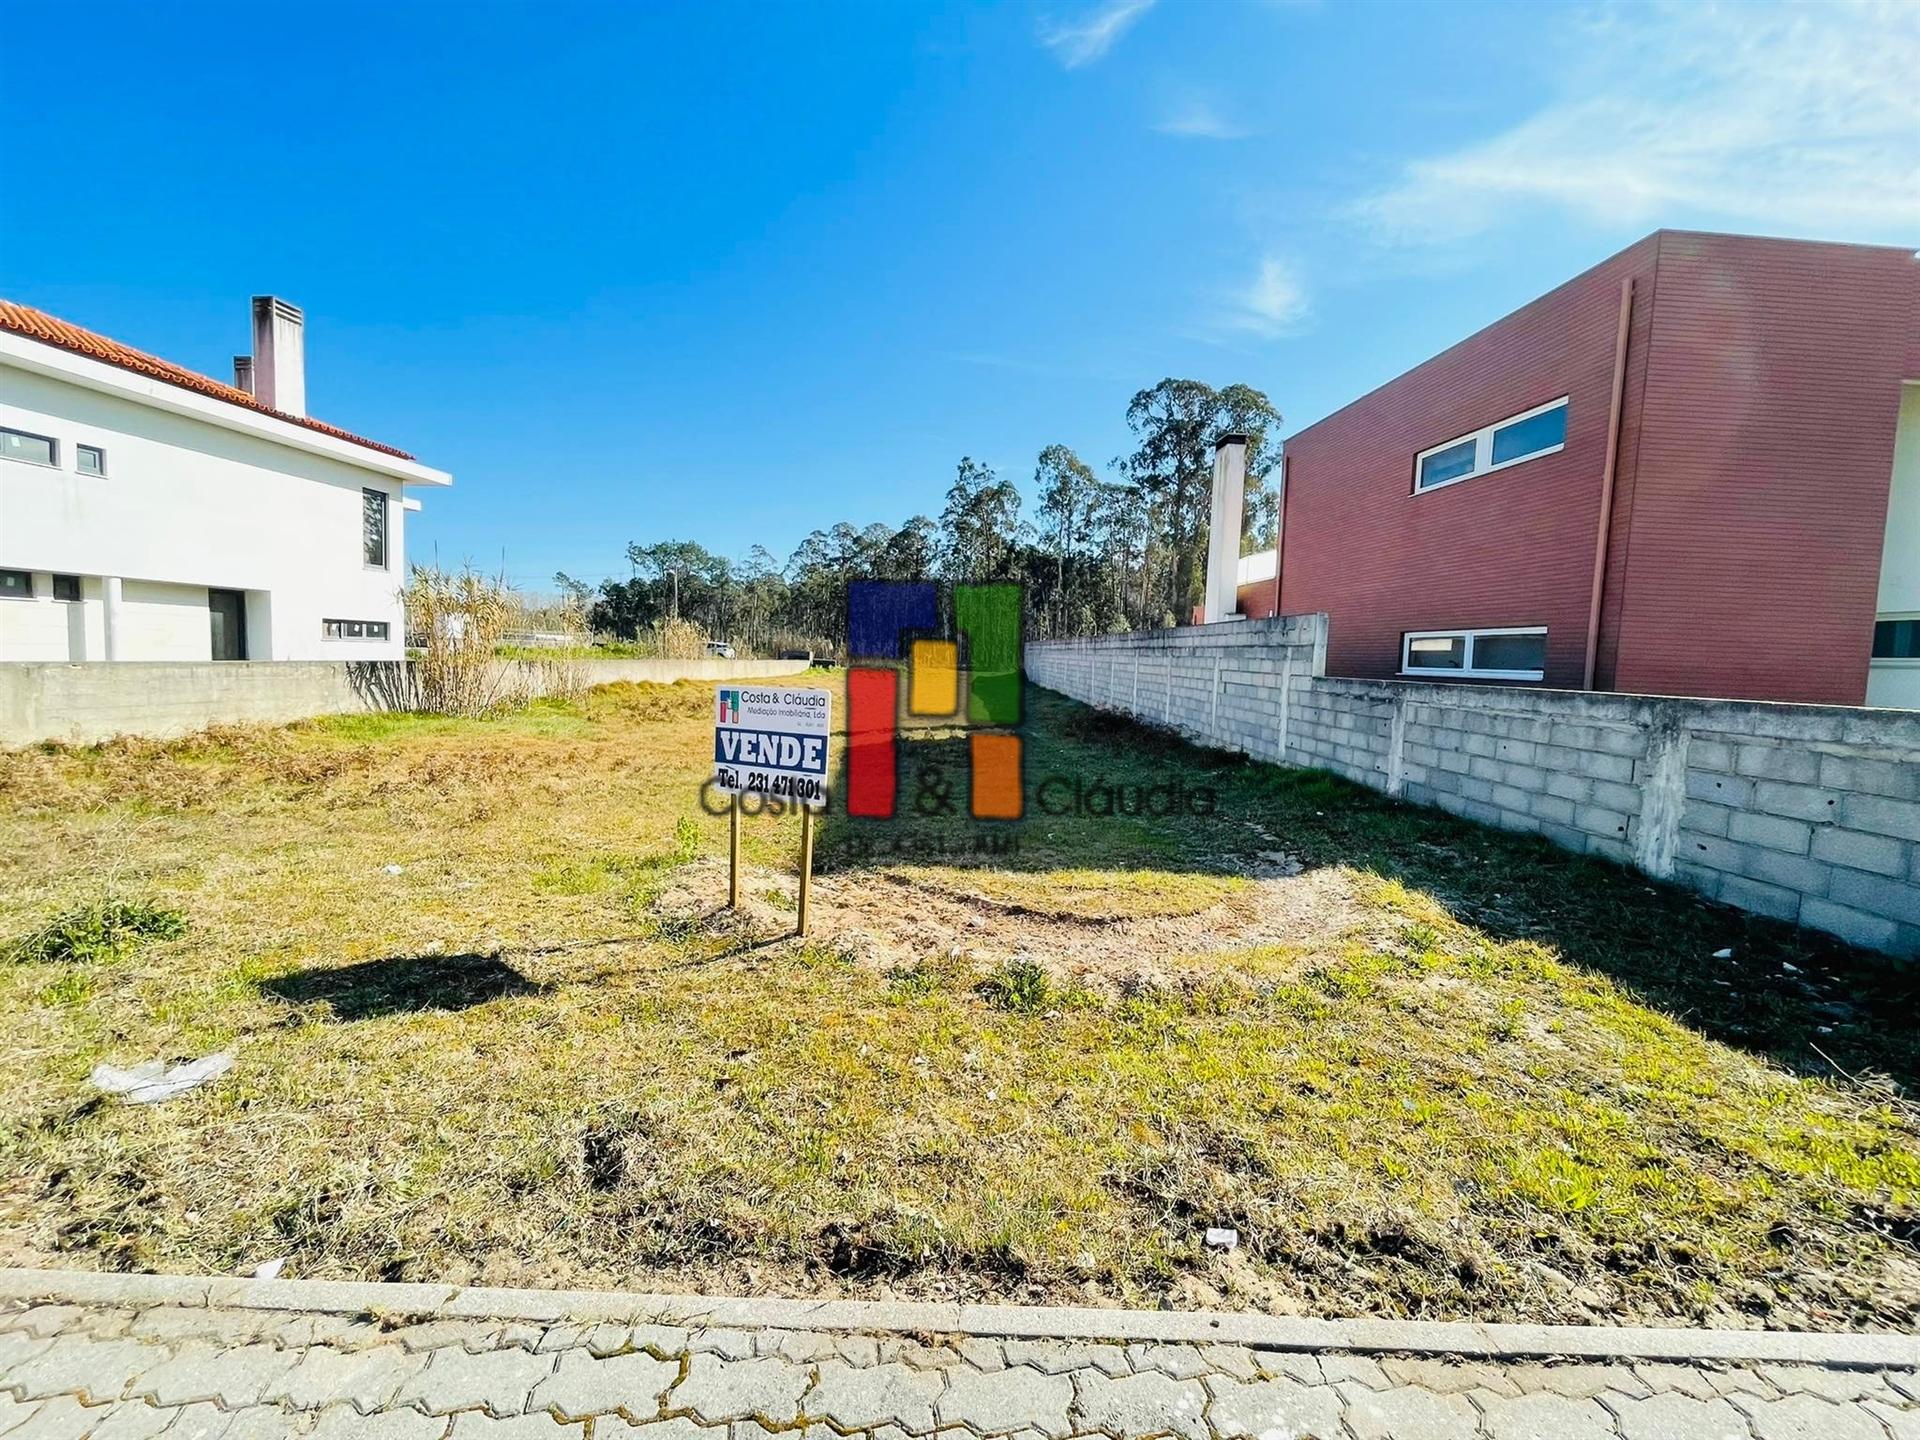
[{"left": 4, "top": 1, "right": 1916, "bottom": 590}]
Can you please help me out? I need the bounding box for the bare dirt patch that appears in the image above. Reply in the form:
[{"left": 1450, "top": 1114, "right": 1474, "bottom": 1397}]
[{"left": 650, "top": 853, "right": 1371, "bottom": 987}]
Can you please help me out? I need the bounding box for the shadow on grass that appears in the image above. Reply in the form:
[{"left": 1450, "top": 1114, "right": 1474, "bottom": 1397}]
[
  {"left": 262, "top": 952, "right": 546, "bottom": 1021},
  {"left": 817, "top": 682, "right": 1920, "bottom": 1094}
]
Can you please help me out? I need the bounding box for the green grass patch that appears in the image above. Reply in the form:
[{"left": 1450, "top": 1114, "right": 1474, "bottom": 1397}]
[
  {"left": 1, "top": 676, "right": 1916, "bottom": 1330},
  {"left": 4, "top": 896, "right": 186, "bottom": 965}
]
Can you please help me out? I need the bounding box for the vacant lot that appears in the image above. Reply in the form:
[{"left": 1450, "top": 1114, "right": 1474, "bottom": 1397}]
[{"left": 2, "top": 676, "right": 1917, "bottom": 1331}]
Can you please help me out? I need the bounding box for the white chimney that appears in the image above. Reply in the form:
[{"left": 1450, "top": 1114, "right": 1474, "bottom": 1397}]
[
  {"left": 250, "top": 296, "right": 306, "bottom": 416},
  {"left": 1203, "top": 433, "right": 1248, "bottom": 623},
  {"left": 232, "top": 355, "right": 254, "bottom": 395}
]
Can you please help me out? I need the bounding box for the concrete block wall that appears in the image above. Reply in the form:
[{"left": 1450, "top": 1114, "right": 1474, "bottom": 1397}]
[
  {"left": 0, "top": 656, "right": 808, "bottom": 747},
  {"left": 1027, "top": 614, "right": 1920, "bottom": 959}
]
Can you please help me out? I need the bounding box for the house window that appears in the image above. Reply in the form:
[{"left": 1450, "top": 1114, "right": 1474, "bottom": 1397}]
[
  {"left": 52, "top": 574, "right": 81, "bottom": 602},
  {"left": 1401, "top": 626, "right": 1547, "bottom": 680},
  {"left": 76, "top": 444, "right": 106, "bottom": 476},
  {"left": 1874, "top": 617, "right": 1920, "bottom": 660},
  {"left": 0, "top": 569, "right": 32, "bottom": 599},
  {"left": 1414, "top": 397, "right": 1569, "bottom": 493},
  {"left": 1, "top": 427, "right": 57, "bottom": 468},
  {"left": 362, "top": 488, "right": 388, "bottom": 568},
  {"left": 323, "top": 619, "right": 390, "bottom": 641}
]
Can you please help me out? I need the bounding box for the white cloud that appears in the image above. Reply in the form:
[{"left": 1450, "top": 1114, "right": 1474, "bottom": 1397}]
[
  {"left": 1154, "top": 100, "right": 1249, "bottom": 140},
  {"left": 1225, "top": 255, "right": 1310, "bottom": 338},
  {"left": 1038, "top": 0, "right": 1157, "bottom": 68},
  {"left": 1356, "top": 0, "right": 1920, "bottom": 245}
]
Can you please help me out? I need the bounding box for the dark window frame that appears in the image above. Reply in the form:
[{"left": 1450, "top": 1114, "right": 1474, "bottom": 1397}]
[
  {"left": 0, "top": 426, "right": 58, "bottom": 469},
  {"left": 75, "top": 444, "right": 106, "bottom": 476},
  {"left": 0, "top": 569, "right": 33, "bottom": 600},
  {"left": 51, "top": 574, "right": 82, "bottom": 602},
  {"left": 322, "top": 618, "right": 391, "bottom": 642},
  {"left": 362, "top": 487, "right": 389, "bottom": 569}
]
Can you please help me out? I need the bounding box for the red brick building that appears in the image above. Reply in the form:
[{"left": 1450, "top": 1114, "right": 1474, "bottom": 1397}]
[{"left": 1242, "top": 231, "right": 1920, "bottom": 707}]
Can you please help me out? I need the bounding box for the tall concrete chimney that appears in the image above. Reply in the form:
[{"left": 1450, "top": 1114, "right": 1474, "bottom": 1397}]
[
  {"left": 1203, "top": 433, "right": 1248, "bottom": 623},
  {"left": 250, "top": 296, "right": 306, "bottom": 416},
  {"left": 232, "top": 355, "right": 254, "bottom": 395}
]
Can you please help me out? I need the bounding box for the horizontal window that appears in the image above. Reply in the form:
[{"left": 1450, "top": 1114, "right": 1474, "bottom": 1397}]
[
  {"left": 1401, "top": 626, "right": 1546, "bottom": 680},
  {"left": 76, "top": 444, "right": 106, "bottom": 476},
  {"left": 1414, "top": 397, "right": 1568, "bottom": 493},
  {"left": 322, "top": 618, "right": 390, "bottom": 641},
  {"left": 1, "top": 427, "right": 57, "bottom": 468},
  {"left": 52, "top": 574, "right": 81, "bottom": 602},
  {"left": 0, "top": 569, "right": 31, "bottom": 599},
  {"left": 1874, "top": 617, "right": 1920, "bottom": 660}
]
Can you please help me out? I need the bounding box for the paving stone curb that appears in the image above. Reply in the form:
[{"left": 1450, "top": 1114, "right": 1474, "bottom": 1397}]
[{"left": 4, "top": 1268, "right": 1913, "bottom": 1371}]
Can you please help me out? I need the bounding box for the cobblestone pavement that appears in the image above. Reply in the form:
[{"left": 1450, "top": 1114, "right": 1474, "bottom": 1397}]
[{"left": 3, "top": 1284, "right": 1919, "bottom": 1439}]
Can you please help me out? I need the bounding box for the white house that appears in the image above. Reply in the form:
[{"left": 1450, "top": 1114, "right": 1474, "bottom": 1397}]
[{"left": 0, "top": 296, "right": 450, "bottom": 662}]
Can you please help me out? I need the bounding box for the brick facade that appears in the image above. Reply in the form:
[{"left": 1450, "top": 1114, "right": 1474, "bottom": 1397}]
[{"left": 1275, "top": 231, "right": 1920, "bottom": 706}]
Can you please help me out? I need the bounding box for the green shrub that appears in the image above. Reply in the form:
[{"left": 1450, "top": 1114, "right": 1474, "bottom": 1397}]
[
  {"left": 5, "top": 897, "right": 186, "bottom": 965},
  {"left": 980, "top": 958, "right": 1052, "bottom": 1014}
]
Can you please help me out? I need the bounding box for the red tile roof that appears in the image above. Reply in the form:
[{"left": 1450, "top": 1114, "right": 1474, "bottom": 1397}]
[{"left": 0, "top": 300, "right": 415, "bottom": 461}]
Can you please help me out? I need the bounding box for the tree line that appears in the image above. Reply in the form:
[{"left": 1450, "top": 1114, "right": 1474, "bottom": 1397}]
[{"left": 556, "top": 378, "right": 1280, "bottom": 652}]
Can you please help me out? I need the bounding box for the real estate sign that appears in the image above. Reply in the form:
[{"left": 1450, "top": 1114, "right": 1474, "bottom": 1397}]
[{"left": 713, "top": 684, "right": 831, "bottom": 809}]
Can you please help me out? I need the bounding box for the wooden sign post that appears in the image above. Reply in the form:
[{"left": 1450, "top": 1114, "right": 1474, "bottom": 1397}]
[
  {"left": 728, "top": 795, "right": 742, "bottom": 910},
  {"left": 713, "top": 683, "right": 831, "bottom": 938},
  {"left": 797, "top": 804, "right": 815, "bottom": 936}
]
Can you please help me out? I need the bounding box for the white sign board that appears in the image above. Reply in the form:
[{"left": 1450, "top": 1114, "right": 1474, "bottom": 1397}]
[{"left": 713, "top": 684, "right": 831, "bottom": 809}]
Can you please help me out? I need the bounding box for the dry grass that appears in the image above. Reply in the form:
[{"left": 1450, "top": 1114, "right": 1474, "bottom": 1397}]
[{"left": 2, "top": 676, "right": 1918, "bottom": 1331}]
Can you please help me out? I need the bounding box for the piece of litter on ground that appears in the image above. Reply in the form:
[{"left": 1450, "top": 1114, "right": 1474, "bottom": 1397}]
[
  {"left": 1816, "top": 1025, "right": 1834, "bottom": 1035},
  {"left": 251, "top": 1256, "right": 288, "bottom": 1280},
  {"left": 90, "top": 1052, "right": 234, "bottom": 1105},
  {"left": 1204, "top": 1227, "right": 1239, "bottom": 1251},
  {"left": 1781, "top": 962, "right": 1800, "bottom": 974},
  {"left": 1712, "top": 948, "right": 1734, "bottom": 960},
  {"left": 381, "top": 863, "right": 405, "bottom": 876}
]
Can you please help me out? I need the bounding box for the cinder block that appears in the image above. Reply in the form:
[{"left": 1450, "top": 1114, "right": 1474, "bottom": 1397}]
[
  {"left": 1829, "top": 868, "right": 1920, "bottom": 926},
  {"left": 1584, "top": 752, "right": 1637, "bottom": 784},
  {"left": 1574, "top": 803, "right": 1631, "bottom": 840},
  {"left": 1726, "top": 810, "right": 1813, "bottom": 855},
  {"left": 1717, "top": 872, "right": 1802, "bottom": 923},
  {"left": 1489, "top": 783, "right": 1534, "bottom": 815},
  {"left": 1752, "top": 781, "right": 1843, "bottom": 824},
  {"left": 1500, "top": 763, "right": 1549, "bottom": 794},
  {"left": 1589, "top": 778, "right": 1643, "bottom": 814},
  {"left": 1842, "top": 793, "right": 1920, "bottom": 843},
  {"left": 1674, "top": 862, "right": 1723, "bottom": 900},
  {"left": 1734, "top": 744, "right": 1822, "bottom": 784},
  {"left": 1799, "top": 897, "right": 1901, "bottom": 952},
  {"left": 1545, "top": 771, "right": 1591, "bottom": 803},
  {"left": 1592, "top": 728, "right": 1648, "bottom": 759},
  {"left": 1687, "top": 770, "right": 1752, "bottom": 806},
  {"left": 1686, "top": 739, "right": 1734, "bottom": 773},
  {"left": 1681, "top": 800, "right": 1732, "bottom": 838},
  {"left": 1531, "top": 792, "right": 1577, "bottom": 825},
  {"left": 1584, "top": 836, "right": 1633, "bottom": 867},
  {"left": 1741, "top": 846, "right": 1830, "bottom": 897},
  {"left": 1810, "top": 827, "right": 1908, "bottom": 878}
]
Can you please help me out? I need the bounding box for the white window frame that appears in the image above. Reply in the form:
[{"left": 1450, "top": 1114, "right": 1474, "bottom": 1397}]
[
  {"left": 1413, "top": 396, "right": 1569, "bottom": 494},
  {"left": 1872, "top": 612, "right": 1920, "bottom": 669},
  {"left": 75, "top": 443, "right": 107, "bottom": 476},
  {"left": 1401, "top": 625, "right": 1547, "bottom": 681}
]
